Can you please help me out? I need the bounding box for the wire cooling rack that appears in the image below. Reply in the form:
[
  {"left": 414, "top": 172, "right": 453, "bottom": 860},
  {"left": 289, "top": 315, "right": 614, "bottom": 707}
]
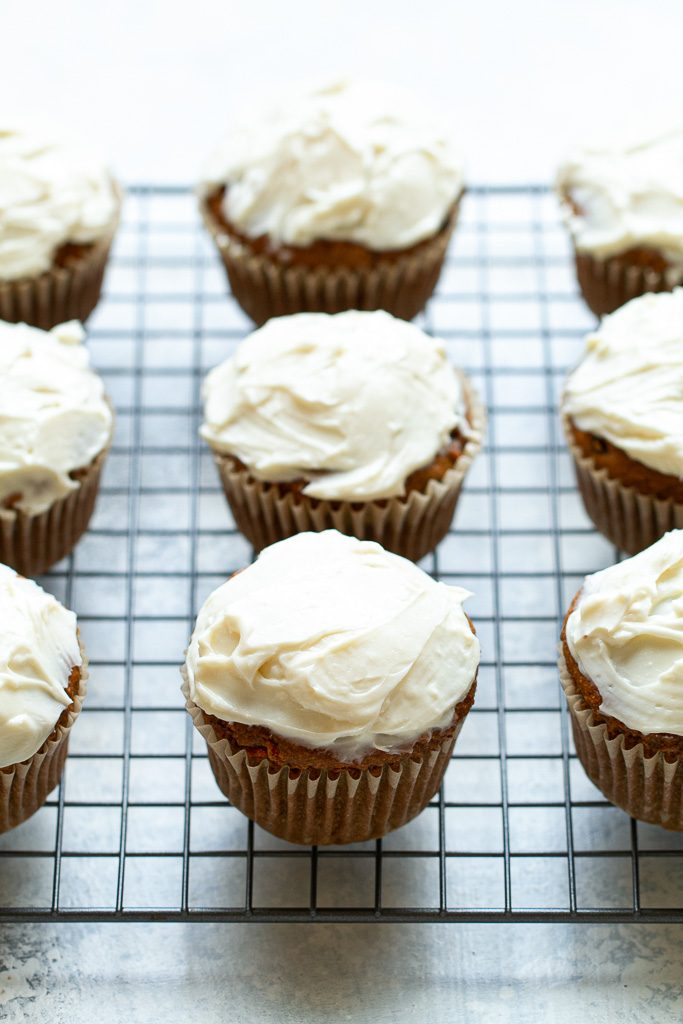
[{"left": 2, "top": 184, "right": 683, "bottom": 924}]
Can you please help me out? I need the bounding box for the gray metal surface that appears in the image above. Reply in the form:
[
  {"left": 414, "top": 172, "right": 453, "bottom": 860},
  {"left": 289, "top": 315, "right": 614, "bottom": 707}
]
[{"left": 2, "top": 185, "right": 682, "bottom": 923}]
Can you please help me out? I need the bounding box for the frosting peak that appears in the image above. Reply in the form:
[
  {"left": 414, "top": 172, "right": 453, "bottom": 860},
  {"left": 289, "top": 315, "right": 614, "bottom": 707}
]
[
  {"left": 201, "top": 310, "right": 467, "bottom": 501},
  {"left": 200, "top": 79, "right": 464, "bottom": 251},
  {"left": 0, "top": 319, "right": 113, "bottom": 514},
  {"left": 185, "top": 530, "right": 479, "bottom": 760},
  {"left": 563, "top": 289, "right": 683, "bottom": 479},
  {"left": 557, "top": 128, "right": 683, "bottom": 262},
  {"left": 0, "top": 126, "right": 119, "bottom": 281},
  {"left": 0, "top": 565, "right": 81, "bottom": 768},
  {"left": 566, "top": 530, "right": 683, "bottom": 736}
]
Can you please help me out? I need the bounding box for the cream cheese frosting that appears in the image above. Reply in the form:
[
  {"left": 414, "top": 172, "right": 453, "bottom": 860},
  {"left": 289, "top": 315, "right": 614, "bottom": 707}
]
[
  {"left": 0, "top": 125, "right": 119, "bottom": 281},
  {"left": 563, "top": 289, "right": 683, "bottom": 479},
  {"left": 0, "top": 564, "right": 81, "bottom": 768},
  {"left": 557, "top": 128, "right": 683, "bottom": 262},
  {"left": 201, "top": 310, "right": 467, "bottom": 501},
  {"left": 0, "top": 319, "right": 113, "bottom": 515},
  {"left": 185, "top": 530, "right": 479, "bottom": 759},
  {"left": 199, "top": 79, "right": 464, "bottom": 251},
  {"left": 566, "top": 531, "right": 683, "bottom": 737}
]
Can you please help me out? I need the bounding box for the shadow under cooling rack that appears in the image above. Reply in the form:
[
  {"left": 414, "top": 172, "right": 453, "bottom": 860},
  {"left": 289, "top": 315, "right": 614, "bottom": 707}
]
[{"left": 2, "top": 184, "right": 683, "bottom": 924}]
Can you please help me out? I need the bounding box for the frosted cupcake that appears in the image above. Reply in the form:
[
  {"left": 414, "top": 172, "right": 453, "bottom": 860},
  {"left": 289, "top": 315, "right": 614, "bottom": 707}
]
[
  {"left": 557, "top": 129, "right": 683, "bottom": 315},
  {"left": 201, "top": 310, "right": 484, "bottom": 561},
  {"left": 0, "top": 319, "right": 114, "bottom": 575},
  {"left": 562, "top": 289, "right": 683, "bottom": 554},
  {"left": 199, "top": 79, "right": 464, "bottom": 324},
  {"left": 183, "top": 530, "right": 479, "bottom": 845},
  {"left": 0, "top": 125, "right": 120, "bottom": 330},
  {"left": 560, "top": 531, "right": 683, "bottom": 830},
  {"left": 0, "top": 565, "right": 86, "bottom": 832}
]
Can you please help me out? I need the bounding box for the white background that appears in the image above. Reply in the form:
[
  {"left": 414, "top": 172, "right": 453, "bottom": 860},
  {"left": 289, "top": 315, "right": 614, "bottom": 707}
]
[
  {"left": 4, "top": 0, "right": 683, "bottom": 185},
  {"left": 2, "top": 3, "right": 683, "bottom": 1022}
]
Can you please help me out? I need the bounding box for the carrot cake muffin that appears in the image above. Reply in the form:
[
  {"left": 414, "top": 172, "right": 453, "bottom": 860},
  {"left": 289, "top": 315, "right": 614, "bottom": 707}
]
[
  {"left": 183, "top": 529, "right": 480, "bottom": 845},
  {"left": 201, "top": 309, "right": 484, "bottom": 561},
  {"left": 560, "top": 530, "right": 683, "bottom": 829},
  {"left": 198, "top": 79, "right": 464, "bottom": 324},
  {"left": 0, "top": 318, "right": 114, "bottom": 576},
  {"left": 562, "top": 289, "right": 683, "bottom": 554},
  {"left": 0, "top": 124, "right": 120, "bottom": 329},
  {"left": 0, "top": 563, "right": 86, "bottom": 832},
  {"left": 557, "top": 128, "right": 683, "bottom": 315}
]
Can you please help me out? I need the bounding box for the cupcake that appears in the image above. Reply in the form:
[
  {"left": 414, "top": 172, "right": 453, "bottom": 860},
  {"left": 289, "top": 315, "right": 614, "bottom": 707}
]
[
  {"left": 0, "top": 125, "right": 120, "bottom": 330},
  {"left": 0, "top": 564, "right": 86, "bottom": 832},
  {"left": 562, "top": 289, "right": 683, "bottom": 555},
  {"left": 560, "top": 530, "right": 683, "bottom": 830},
  {"left": 198, "top": 79, "right": 464, "bottom": 325},
  {"left": 201, "top": 310, "right": 484, "bottom": 561},
  {"left": 557, "top": 129, "right": 683, "bottom": 316},
  {"left": 182, "top": 530, "right": 479, "bottom": 845},
  {"left": 0, "top": 319, "right": 114, "bottom": 576}
]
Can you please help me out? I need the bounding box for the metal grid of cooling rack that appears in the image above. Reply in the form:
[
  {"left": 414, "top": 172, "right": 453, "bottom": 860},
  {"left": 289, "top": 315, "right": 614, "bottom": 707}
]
[{"left": 2, "top": 184, "right": 683, "bottom": 924}]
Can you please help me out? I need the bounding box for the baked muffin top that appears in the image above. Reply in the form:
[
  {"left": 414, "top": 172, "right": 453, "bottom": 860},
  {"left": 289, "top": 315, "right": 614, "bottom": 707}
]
[
  {"left": 185, "top": 530, "right": 479, "bottom": 760},
  {"left": 556, "top": 128, "right": 683, "bottom": 262},
  {"left": 565, "top": 530, "right": 683, "bottom": 737},
  {"left": 0, "top": 564, "right": 81, "bottom": 768},
  {"left": 563, "top": 289, "right": 683, "bottom": 479},
  {"left": 0, "top": 319, "right": 113, "bottom": 515},
  {"left": 199, "top": 79, "right": 463, "bottom": 251},
  {"left": 0, "top": 125, "right": 119, "bottom": 281},
  {"left": 201, "top": 309, "right": 469, "bottom": 501}
]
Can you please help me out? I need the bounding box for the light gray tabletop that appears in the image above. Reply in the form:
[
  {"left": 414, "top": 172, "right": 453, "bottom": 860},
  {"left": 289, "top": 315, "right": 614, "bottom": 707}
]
[
  {"left": 2, "top": 2, "right": 683, "bottom": 1021},
  {"left": 3, "top": 922, "right": 683, "bottom": 1023}
]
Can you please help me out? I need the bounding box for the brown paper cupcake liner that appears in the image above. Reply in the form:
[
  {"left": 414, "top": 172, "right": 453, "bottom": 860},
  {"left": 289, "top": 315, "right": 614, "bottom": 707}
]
[
  {"left": 562, "top": 413, "right": 683, "bottom": 555},
  {"left": 0, "top": 444, "right": 110, "bottom": 577},
  {"left": 573, "top": 248, "right": 683, "bottom": 318},
  {"left": 0, "top": 185, "right": 121, "bottom": 331},
  {"left": 210, "top": 381, "right": 484, "bottom": 561},
  {"left": 0, "top": 634, "right": 88, "bottom": 834},
  {"left": 559, "top": 651, "right": 683, "bottom": 830},
  {"left": 199, "top": 196, "right": 460, "bottom": 325},
  {"left": 182, "top": 671, "right": 469, "bottom": 845}
]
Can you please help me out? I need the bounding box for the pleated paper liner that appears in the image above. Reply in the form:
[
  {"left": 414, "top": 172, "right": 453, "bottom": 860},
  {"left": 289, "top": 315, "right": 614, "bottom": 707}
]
[
  {"left": 573, "top": 248, "right": 683, "bottom": 318},
  {"left": 182, "top": 671, "right": 474, "bottom": 845},
  {"left": 0, "top": 634, "right": 88, "bottom": 834},
  {"left": 0, "top": 183, "right": 122, "bottom": 331},
  {"left": 210, "top": 381, "right": 484, "bottom": 562},
  {"left": 562, "top": 413, "right": 683, "bottom": 556},
  {"left": 0, "top": 444, "right": 111, "bottom": 578},
  {"left": 559, "top": 651, "right": 683, "bottom": 831},
  {"left": 199, "top": 195, "right": 461, "bottom": 325}
]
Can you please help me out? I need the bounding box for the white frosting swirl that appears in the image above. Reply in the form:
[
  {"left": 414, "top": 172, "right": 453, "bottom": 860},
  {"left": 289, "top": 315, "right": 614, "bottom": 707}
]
[
  {"left": 186, "top": 531, "right": 479, "bottom": 760},
  {"left": 0, "top": 126, "right": 119, "bottom": 281},
  {"left": 0, "top": 319, "right": 113, "bottom": 515},
  {"left": 563, "top": 289, "right": 683, "bottom": 479},
  {"left": 0, "top": 564, "right": 81, "bottom": 768},
  {"left": 557, "top": 128, "right": 683, "bottom": 262},
  {"left": 201, "top": 310, "right": 467, "bottom": 501},
  {"left": 200, "top": 79, "right": 464, "bottom": 251},
  {"left": 566, "top": 530, "right": 683, "bottom": 737}
]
